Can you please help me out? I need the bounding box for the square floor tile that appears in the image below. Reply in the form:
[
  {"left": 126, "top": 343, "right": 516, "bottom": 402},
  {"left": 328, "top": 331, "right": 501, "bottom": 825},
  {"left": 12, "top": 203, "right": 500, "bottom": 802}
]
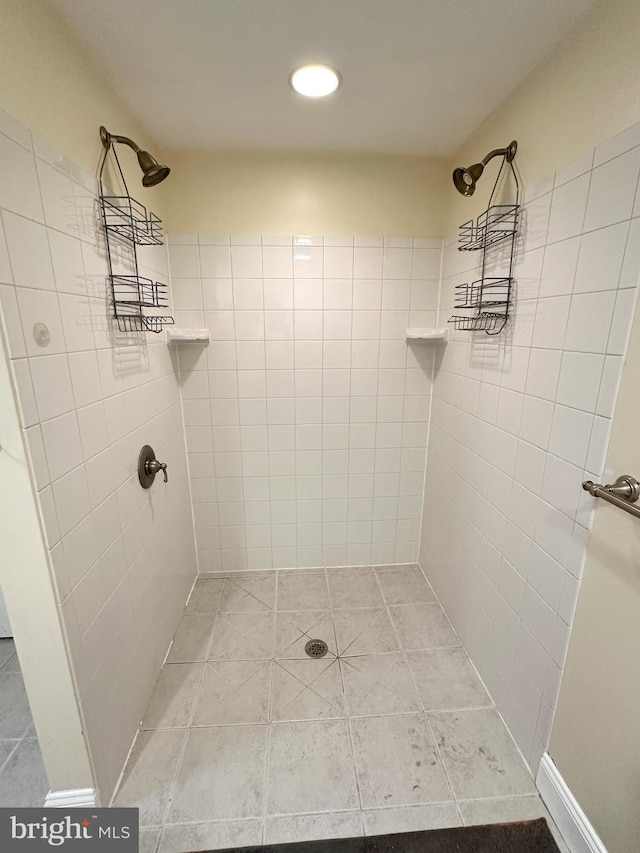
[
  {"left": 334, "top": 608, "right": 398, "bottom": 656},
  {"left": 277, "top": 571, "right": 330, "bottom": 611},
  {"left": 458, "top": 794, "right": 546, "bottom": 826},
  {"left": 166, "top": 615, "right": 215, "bottom": 663},
  {"left": 340, "top": 653, "right": 420, "bottom": 716},
  {"left": 375, "top": 565, "right": 435, "bottom": 605},
  {"left": 389, "top": 603, "right": 460, "bottom": 650},
  {"left": 264, "top": 812, "right": 363, "bottom": 845},
  {"left": 168, "top": 726, "right": 267, "bottom": 822},
  {"left": 185, "top": 579, "right": 226, "bottom": 614},
  {"left": 362, "top": 802, "right": 460, "bottom": 835},
  {"left": 141, "top": 664, "right": 204, "bottom": 729},
  {"left": 429, "top": 709, "right": 536, "bottom": 799},
  {"left": 275, "top": 611, "right": 337, "bottom": 659},
  {"left": 114, "top": 729, "right": 186, "bottom": 826},
  {"left": 159, "top": 820, "right": 262, "bottom": 853},
  {"left": 0, "top": 640, "right": 16, "bottom": 669},
  {"left": 219, "top": 574, "right": 276, "bottom": 611},
  {"left": 267, "top": 719, "right": 358, "bottom": 814},
  {"left": 351, "top": 713, "right": 451, "bottom": 807},
  {"left": 0, "top": 674, "right": 34, "bottom": 738},
  {"left": 0, "top": 738, "right": 48, "bottom": 807},
  {"left": 209, "top": 612, "right": 275, "bottom": 660},
  {"left": 139, "top": 827, "right": 161, "bottom": 853},
  {"left": 406, "top": 648, "right": 492, "bottom": 711},
  {"left": 271, "top": 658, "right": 345, "bottom": 720},
  {"left": 191, "top": 660, "right": 271, "bottom": 725},
  {"left": 327, "top": 568, "right": 384, "bottom": 608}
]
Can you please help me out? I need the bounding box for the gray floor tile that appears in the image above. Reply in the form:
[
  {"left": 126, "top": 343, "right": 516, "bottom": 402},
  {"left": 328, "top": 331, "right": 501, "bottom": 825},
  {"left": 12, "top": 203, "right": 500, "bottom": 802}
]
[
  {"left": 159, "top": 820, "right": 262, "bottom": 853},
  {"left": 275, "top": 611, "right": 337, "bottom": 659},
  {"left": 0, "top": 640, "right": 16, "bottom": 669},
  {"left": 429, "top": 709, "right": 536, "bottom": 799},
  {"left": 406, "top": 648, "right": 492, "bottom": 711},
  {"left": 277, "top": 571, "right": 330, "bottom": 611},
  {"left": 209, "top": 612, "right": 275, "bottom": 660},
  {"left": 389, "top": 603, "right": 460, "bottom": 650},
  {"left": 141, "top": 664, "right": 204, "bottom": 730},
  {"left": 375, "top": 566, "right": 436, "bottom": 605},
  {"left": 166, "top": 615, "right": 215, "bottom": 663},
  {"left": 0, "top": 740, "right": 18, "bottom": 769},
  {"left": 271, "top": 658, "right": 344, "bottom": 721},
  {"left": 219, "top": 574, "right": 276, "bottom": 612},
  {"left": 192, "top": 660, "right": 271, "bottom": 725},
  {"left": 168, "top": 726, "right": 267, "bottom": 822},
  {"left": 340, "top": 653, "right": 421, "bottom": 716},
  {"left": 267, "top": 719, "right": 358, "bottom": 814},
  {"left": 264, "top": 812, "right": 363, "bottom": 845},
  {"left": 351, "top": 713, "right": 451, "bottom": 808},
  {"left": 0, "top": 738, "right": 48, "bottom": 807},
  {"left": 113, "top": 729, "right": 186, "bottom": 826},
  {"left": 139, "top": 827, "right": 161, "bottom": 853},
  {"left": 334, "top": 608, "right": 398, "bottom": 656},
  {"left": 185, "top": 579, "right": 226, "bottom": 614},
  {"left": 327, "top": 568, "right": 384, "bottom": 609},
  {"left": 0, "top": 653, "right": 20, "bottom": 673},
  {"left": 0, "top": 673, "right": 34, "bottom": 738},
  {"left": 362, "top": 802, "right": 460, "bottom": 835},
  {"left": 458, "top": 794, "right": 546, "bottom": 826}
]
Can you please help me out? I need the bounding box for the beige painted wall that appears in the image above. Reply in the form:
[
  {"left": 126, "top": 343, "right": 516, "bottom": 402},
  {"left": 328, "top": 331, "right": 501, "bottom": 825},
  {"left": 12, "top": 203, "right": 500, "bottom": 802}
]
[
  {"left": 0, "top": 0, "right": 164, "bottom": 208},
  {"left": 445, "top": 0, "right": 640, "bottom": 231},
  {"left": 160, "top": 150, "right": 448, "bottom": 236},
  {"left": 548, "top": 290, "right": 640, "bottom": 853}
]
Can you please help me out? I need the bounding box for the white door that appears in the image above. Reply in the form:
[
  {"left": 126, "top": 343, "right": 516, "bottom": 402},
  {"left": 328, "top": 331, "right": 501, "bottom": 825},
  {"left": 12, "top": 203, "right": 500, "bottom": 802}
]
[
  {"left": 548, "top": 294, "right": 640, "bottom": 852},
  {"left": 0, "top": 584, "right": 12, "bottom": 637}
]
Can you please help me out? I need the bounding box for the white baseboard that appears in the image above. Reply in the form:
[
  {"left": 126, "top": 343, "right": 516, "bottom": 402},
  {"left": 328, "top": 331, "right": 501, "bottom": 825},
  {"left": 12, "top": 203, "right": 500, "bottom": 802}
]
[
  {"left": 537, "top": 753, "right": 607, "bottom": 853},
  {"left": 44, "top": 788, "right": 97, "bottom": 808}
]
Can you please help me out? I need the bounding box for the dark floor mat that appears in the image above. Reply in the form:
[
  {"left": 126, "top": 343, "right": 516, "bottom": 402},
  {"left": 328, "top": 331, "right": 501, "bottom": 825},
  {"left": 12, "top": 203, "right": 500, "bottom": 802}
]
[{"left": 194, "top": 817, "right": 560, "bottom": 853}]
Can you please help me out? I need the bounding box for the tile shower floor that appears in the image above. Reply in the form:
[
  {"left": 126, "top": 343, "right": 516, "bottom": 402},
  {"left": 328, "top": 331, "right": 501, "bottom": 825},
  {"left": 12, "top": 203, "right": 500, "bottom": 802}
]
[
  {"left": 0, "top": 639, "right": 49, "bottom": 806},
  {"left": 114, "top": 566, "right": 549, "bottom": 853}
]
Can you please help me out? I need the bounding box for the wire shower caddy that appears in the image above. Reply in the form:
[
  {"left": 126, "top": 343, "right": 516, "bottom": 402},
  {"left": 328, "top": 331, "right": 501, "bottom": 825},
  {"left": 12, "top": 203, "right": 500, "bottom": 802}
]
[
  {"left": 448, "top": 158, "right": 520, "bottom": 335},
  {"left": 98, "top": 145, "right": 174, "bottom": 334}
]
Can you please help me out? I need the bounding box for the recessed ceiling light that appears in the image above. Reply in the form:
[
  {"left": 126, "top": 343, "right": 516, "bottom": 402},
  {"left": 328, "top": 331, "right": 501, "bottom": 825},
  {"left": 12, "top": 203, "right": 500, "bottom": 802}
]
[{"left": 289, "top": 64, "right": 342, "bottom": 98}]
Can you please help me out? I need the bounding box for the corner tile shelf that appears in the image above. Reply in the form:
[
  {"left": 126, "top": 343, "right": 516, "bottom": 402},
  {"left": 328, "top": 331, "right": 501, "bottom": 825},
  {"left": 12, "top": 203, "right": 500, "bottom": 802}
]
[
  {"left": 166, "top": 329, "right": 210, "bottom": 343},
  {"left": 405, "top": 327, "right": 449, "bottom": 342}
]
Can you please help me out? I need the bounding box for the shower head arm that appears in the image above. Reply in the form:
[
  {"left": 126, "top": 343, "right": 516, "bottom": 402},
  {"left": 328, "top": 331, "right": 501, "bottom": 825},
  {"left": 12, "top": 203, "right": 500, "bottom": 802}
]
[
  {"left": 482, "top": 141, "right": 517, "bottom": 166},
  {"left": 100, "top": 126, "right": 141, "bottom": 154}
]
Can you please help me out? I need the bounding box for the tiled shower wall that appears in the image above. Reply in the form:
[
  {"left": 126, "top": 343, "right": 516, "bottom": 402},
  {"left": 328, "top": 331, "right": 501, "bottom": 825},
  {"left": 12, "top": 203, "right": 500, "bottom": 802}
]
[
  {"left": 0, "top": 107, "right": 197, "bottom": 802},
  {"left": 420, "top": 122, "right": 640, "bottom": 773},
  {"left": 169, "top": 234, "right": 441, "bottom": 571}
]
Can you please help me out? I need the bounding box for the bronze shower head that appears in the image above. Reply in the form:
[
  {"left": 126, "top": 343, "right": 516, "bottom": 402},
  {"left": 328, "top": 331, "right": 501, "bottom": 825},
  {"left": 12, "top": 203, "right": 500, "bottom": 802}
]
[
  {"left": 453, "top": 141, "right": 517, "bottom": 197},
  {"left": 100, "top": 126, "right": 170, "bottom": 187}
]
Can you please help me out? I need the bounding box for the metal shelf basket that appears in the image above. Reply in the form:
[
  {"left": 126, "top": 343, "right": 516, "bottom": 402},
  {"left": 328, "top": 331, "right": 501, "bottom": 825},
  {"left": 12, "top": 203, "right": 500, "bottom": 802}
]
[
  {"left": 458, "top": 205, "right": 519, "bottom": 251},
  {"left": 448, "top": 313, "right": 505, "bottom": 332},
  {"left": 454, "top": 277, "right": 511, "bottom": 309},
  {"left": 111, "top": 275, "right": 169, "bottom": 309},
  {"left": 116, "top": 314, "right": 175, "bottom": 334},
  {"left": 100, "top": 195, "right": 163, "bottom": 245}
]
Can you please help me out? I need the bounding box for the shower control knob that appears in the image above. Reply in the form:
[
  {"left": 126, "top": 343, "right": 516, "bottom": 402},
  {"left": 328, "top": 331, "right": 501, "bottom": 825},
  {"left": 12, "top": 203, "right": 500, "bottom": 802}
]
[
  {"left": 146, "top": 458, "right": 168, "bottom": 483},
  {"left": 138, "top": 445, "right": 168, "bottom": 489}
]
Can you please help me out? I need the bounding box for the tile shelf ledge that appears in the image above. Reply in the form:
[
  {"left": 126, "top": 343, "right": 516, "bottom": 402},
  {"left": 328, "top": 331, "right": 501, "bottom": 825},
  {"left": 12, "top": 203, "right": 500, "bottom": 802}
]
[
  {"left": 166, "top": 329, "right": 211, "bottom": 343},
  {"left": 405, "top": 327, "right": 449, "bottom": 342}
]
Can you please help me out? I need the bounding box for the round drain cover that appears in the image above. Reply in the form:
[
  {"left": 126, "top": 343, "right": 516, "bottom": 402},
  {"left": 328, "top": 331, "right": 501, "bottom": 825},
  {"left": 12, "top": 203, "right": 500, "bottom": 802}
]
[{"left": 305, "top": 638, "right": 329, "bottom": 658}]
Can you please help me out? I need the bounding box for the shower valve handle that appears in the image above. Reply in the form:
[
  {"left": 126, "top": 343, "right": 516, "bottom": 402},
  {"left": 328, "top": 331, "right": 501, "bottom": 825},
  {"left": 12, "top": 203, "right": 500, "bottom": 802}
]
[
  {"left": 146, "top": 458, "right": 168, "bottom": 483},
  {"left": 138, "top": 445, "right": 168, "bottom": 488}
]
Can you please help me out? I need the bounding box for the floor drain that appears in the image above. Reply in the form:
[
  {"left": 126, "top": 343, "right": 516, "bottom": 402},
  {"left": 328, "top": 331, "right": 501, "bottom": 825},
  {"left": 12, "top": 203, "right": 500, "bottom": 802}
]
[{"left": 305, "top": 639, "right": 329, "bottom": 658}]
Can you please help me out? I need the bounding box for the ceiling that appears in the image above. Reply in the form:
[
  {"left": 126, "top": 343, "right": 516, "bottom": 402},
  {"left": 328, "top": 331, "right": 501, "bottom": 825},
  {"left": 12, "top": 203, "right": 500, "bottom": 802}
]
[{"left": 51, "top": 0, "right": 595, "bottom": 157}]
